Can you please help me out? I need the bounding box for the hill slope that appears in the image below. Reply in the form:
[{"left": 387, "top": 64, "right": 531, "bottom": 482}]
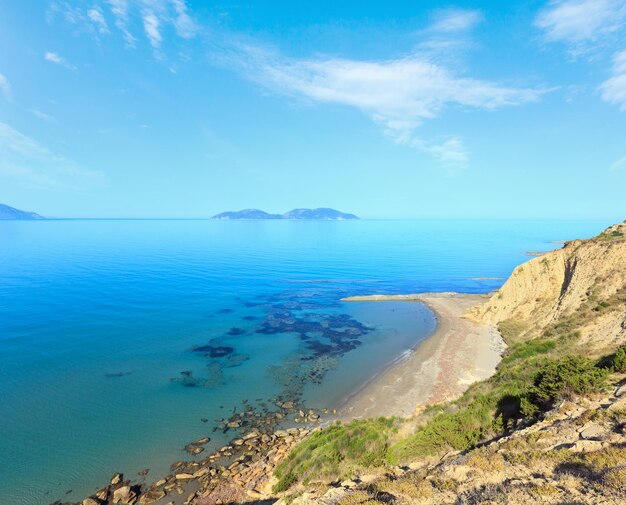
[{"left": 0, "top": 203, "right": 44, "bottom": 220}]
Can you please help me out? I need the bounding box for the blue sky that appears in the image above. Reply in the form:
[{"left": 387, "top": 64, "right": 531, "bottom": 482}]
[{"left": 0, "top": 0, "right": 625, "bottom": 219}]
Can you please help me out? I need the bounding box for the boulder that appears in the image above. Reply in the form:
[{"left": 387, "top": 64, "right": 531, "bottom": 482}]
[
  {"left": 112, "top": 485, "right": 134, "bottom": 504},
  {"left": 110, "top": 473, "right": 123, "bottom": 485},
  {"left": 82, "top": 499, "right": 101, "bottom": 505},
  {"left": 579, "top": 423, "right": 606, "bottom": 440}
]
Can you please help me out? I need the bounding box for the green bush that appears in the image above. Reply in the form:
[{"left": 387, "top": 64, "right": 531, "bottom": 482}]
[
  {"left": 608, "top": 345, "right": 626, "bottom": 373},
  {"left": 273, "top": 418, "right": 394, "bottom": 492},
  {"left": 529, "top": 355, "right": 608, "bottom": 407},
  {"left": 387, "top": 395, "right": 496, "bottom": 464}
]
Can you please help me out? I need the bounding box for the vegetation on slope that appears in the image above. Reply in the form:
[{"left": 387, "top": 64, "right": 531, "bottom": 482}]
[{"left": 273, "top": 257, "right": 626, "bottom": 494}]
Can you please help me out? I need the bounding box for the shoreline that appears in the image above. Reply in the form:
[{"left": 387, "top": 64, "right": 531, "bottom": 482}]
[
  {"left": 73, "top": 292, "right": 504, "bottom": 505},
  {"left": 338, "top": 292, "right": 505, "bottom": 419}
]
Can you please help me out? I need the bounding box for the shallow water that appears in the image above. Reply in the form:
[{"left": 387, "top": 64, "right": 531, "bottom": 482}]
[{"left": 0, "top": 219, "right": 610, "bottom": 504}]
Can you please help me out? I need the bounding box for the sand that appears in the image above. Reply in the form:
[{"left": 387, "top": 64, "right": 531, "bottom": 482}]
[{"left": 338, "top": 292, "right": 506, "bottom": 419}]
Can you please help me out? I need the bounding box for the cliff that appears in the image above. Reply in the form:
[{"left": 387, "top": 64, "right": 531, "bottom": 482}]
[{"left": 471, "top": 221, "right": 626, "bottom": 354}]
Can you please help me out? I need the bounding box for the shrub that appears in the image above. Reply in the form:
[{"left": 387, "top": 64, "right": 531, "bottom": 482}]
[
  {"left": 273, "top": 418, "right": 394, "bottom": 492},
  {"left": 610, "top": 345, "right": 626, "bottom": 373}
]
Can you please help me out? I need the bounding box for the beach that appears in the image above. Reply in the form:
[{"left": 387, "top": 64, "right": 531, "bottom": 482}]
[{"left": 339, "top": 292, "right": 506, "bottom": 419}]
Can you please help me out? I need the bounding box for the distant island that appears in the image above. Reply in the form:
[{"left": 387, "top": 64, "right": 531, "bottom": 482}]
[
  {"left": 0, "top": 203, "right": 44, "bottom": 220},
  {"left": 212, "top": 208, "right": 359, "bottom": 220}
]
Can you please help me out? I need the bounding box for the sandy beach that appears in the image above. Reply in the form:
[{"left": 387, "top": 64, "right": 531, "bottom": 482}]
[{"left": 338, "top": 292, "right": 506, "bottom": 419}]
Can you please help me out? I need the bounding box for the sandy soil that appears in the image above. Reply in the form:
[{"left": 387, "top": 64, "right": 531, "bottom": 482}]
[{"left": 338, "top": 292, "right": 506, "bottom": 419}]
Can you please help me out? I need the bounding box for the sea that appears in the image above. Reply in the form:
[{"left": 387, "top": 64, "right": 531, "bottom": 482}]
[{"left": 0, "top": 218, "right": 611, "bottom": 504}]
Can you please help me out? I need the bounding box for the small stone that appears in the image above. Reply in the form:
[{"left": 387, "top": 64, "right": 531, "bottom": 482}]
[
  {"left": 615, "top": 383, "right": 626, "bottom": 397},
  {"left": 110, "top": 473, "right": 123, "bottom": 486},
  {"left": 82, "top": 499, "right": 100, "bottom": 505},
  {"left": 184, "top": 444, "right": 205, "bottom": 455},
  {"left": 175, "top": 473, "right": 194, "bottom": 480}
]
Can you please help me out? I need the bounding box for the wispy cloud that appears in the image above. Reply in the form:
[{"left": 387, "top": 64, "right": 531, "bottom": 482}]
[
  {"left": 31, "top": 109, "right": 58, "bottom": 124},
  {"left": 600, "top": 49, "right": 626, "bottom": 109},
  {"left": 0, "top": 122, "right": 106, "bottom": 190},
  {"left": 219, "top": 41, "right": 544, "bottom": 171},
  {"left": 0, "top": 73, "right": 11, "bottom": 101},
  {"left": 87, "top": 6, "right": 110, "bottom": 34},
  {"left": 171, "top": 0, "right": 198, "bottom": 39},
  {"left": 105, "top": 0, "right": 136, "bottom": 46},
  {"left": 535, "top": 0, "right": 626, "bottom": 52},
  {"left": 44, "top": 51, "right": 75, "bottom": 70},
  {"left": 610, "top": 155, "right": 626, "bottom": 171},
  {"left": 51, "top": 0, "right": 198, "bottom": 56},
  {"left": 142, "top": 10, "right": 163, "bottom": 51},
  {"left": 429, "top": 8, "right": 484, "bottom": 33}
]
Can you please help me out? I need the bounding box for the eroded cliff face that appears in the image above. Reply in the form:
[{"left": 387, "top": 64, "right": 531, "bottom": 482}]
[{"left": 471, "top": 221, "right": 626, "bottom": 353}]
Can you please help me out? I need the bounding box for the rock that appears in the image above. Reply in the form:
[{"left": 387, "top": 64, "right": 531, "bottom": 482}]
[
  {"left": 579, "top": 423, "right": 606, "bottom": 440},
  {"left": 138, "top": 489, "right": 166, "bottom": 504},
  {"left": 175, "top": 473, "right": 194, "bottom": 480},
  {"left": 112, "top": 485, "right": 134, "bottom": 504},
  {"left": 340, "top": 479, "right": 358, "bottom": 488},
  {"left": 138, "top": 468, "right": 149, "bottom": 476},
  {"left": 184, "top": 444, "right": 205, "bottom": 455},
  {"left": 110, "top": 473, "right": 123, "bottom": 485},
  {"left": 615, "top": 383, "right": 626, "bottom": 397},
  {"left": 193, "top": 467, "right": 209, "bottom": 478},
  {"left": 83, "top": 499, "right": 101, "bottom": 505}
]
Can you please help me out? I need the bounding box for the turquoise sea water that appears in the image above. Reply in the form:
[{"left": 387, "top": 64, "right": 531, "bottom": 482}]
[{"left": 0, "top": 219, "right": 610, "bottom": 505}]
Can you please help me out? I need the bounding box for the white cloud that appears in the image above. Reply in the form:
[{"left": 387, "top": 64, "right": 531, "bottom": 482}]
[
  {"left": 0, "top": 122, "right": 106, "bottom": 190},
  {"left": 31, "top": 109, "right": 58, "bottom": 124},
  {"left": 610, "top": 155, "right": 626, "bottom": 171},
  {"left": 171, "top": 0, "right": 197, "bottom": 39},
  {"left": 106, "top": 0, "right": 136, "bottom": 46},
  {"left": 429, "top": 8, "right": 484, "bottom": 33},
  {"left": 87, "top": 7, "right": 110, "bottom": 34},
  {"left": 221, "top": 42, "right": 544, "bottom": 170},
  {"left": 45, "top": 51, "right": 63, "bottom": 64},
  {"left": 44, "top": 51, "right": 76, "bottom": 70},
  {"left": 0, "top": 73, "right": 10, "bottom": 101},
  {"left": 142, "top": 10, "right": 162, "bottom": 50},
  {"left": 600, "top": 49, "right": 626, "bottom": 109},
  {"left": 535, "top": 0, "right": 626, "bottom": 49}
]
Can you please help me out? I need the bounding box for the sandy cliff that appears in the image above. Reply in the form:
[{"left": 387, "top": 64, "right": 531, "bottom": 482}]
[{"left": 471, "top": 221, "right": 626, "bottom": 353}]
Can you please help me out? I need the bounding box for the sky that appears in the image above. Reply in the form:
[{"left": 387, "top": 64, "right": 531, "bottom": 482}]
[{"left": 0, "top": 0, "right": 625, "bottom": 219}]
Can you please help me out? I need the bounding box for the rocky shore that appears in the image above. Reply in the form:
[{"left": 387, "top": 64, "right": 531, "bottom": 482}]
[{"left": 71, "top": 402, "right": 323, "bottom": 505}]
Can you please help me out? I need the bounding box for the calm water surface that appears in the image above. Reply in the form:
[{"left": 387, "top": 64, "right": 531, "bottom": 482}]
[{"left": 0, "top": 219, "right": 610, "bottom": 504}]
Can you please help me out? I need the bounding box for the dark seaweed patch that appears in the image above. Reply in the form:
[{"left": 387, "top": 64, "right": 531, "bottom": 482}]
[
  {"left": 226, "top": 327, "right": 246, "bottom": 336},
  {"left": 192, "top": 345, "right": 235, "bottom": 358}
]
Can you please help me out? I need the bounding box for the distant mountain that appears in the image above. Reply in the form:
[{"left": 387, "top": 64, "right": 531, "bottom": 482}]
[
  {"left": 0, "top": 203, "right": 44, "bottom": 220},
  {"left": 211, "top": 208, "right": 359, "bottom": 220},
  {"left": 282, "top": 208, "right": 359, "bottom": 220},
  {"left": 212, "top": 209, "right": 283, "bottom": 220}
]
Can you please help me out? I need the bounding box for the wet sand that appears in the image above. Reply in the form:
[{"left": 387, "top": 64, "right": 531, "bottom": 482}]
[{"left": 338, "top": 292, "right": 506, "bottom": 419}]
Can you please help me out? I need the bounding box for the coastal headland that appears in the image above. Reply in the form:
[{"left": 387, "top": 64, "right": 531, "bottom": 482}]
[{"left": 74, "top": 220, "right": 626, "bottom": 505}]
